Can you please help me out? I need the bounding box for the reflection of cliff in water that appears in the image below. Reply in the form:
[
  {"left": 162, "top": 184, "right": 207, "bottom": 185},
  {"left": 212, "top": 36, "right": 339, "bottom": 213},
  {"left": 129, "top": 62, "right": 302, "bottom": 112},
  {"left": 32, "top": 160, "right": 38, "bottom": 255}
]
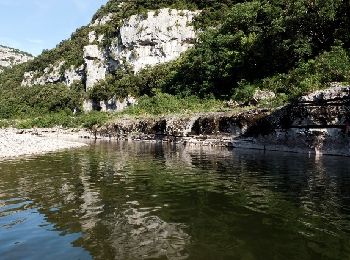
[
  {"left": 186, "top": 145, "right": 350, "bottom": 218},
  {"left": 1, "top": 142, "right": 350, "bottom": 259},
  {"left": 110, "top": 208, "right": 190, "bottom": 259}
]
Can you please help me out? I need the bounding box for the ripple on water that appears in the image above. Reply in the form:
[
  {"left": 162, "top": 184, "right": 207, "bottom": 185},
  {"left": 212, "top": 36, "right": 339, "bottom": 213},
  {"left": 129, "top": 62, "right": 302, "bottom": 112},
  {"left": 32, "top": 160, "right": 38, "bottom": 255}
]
[
  {"left": 0, "top": 198, "right": 91, "bottom": 259},
  {"left": 0, "top": 143, "right": 350, "bottom": 259}
]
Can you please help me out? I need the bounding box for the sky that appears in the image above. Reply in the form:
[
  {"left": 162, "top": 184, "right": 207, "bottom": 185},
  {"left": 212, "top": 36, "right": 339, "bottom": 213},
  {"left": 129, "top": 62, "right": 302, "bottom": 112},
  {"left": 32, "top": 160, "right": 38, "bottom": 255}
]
[{"left": 0, "top": 0, "right": 108, "bottom": 56}]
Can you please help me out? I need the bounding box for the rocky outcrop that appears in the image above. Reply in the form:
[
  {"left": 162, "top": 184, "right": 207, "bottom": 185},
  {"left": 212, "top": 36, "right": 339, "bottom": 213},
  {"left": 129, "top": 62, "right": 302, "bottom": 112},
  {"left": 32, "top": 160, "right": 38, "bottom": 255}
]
[
  {"left": 0, "top": 45, "right": 33, "bottom": 73},
  {"left": 242, "top": 85, "right": 350, "bottom": 156},
  {"left": 22, "top": 61, "right": 65, "bottom": 86},
  {"left": 22, "top": 62, "right": 85, "bottom": 87},
  {"left": 92, "top": 86, "right": 350, "bottom": 157},
  {"left": 91, "top": 13, "right": 113, "bottom": 27},
  {"left": 251, "top": 89, "right": 276, "bottom": 104},
  {"left": 83, "top": 45, "right": 107, "bottom": 90},
  {"left": 64, "top": 65, "right": 85, "bottom": 86},
  {"left": 91, "top": 109, "right": 271, "bottom": 144},
  {"left": 84, "top": 8, "right": 198, "bottom": 88},
  {"left": 19, "top": 8, "right": 199, "bottom": 111},
  {"left": 83, "top": 96, "right": 137, "bottom": 112},
  {"left": 110, "top": 8, "right": 199, "bottom": 72}
]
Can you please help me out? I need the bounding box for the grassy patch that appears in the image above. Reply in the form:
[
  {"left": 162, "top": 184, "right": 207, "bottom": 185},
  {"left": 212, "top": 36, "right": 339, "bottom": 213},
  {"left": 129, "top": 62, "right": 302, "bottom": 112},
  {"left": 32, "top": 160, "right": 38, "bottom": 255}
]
[
  {"left": 0, "top": 94, "right": 239, "bottom": 129},
  {"left": 119, "top": 93, "right": 228, "bottom": 116}
]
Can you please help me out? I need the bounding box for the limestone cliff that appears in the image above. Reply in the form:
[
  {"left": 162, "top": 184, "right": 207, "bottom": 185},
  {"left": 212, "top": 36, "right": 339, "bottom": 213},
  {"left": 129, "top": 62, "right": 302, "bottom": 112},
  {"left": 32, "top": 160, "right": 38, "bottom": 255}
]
[
  {"left": 20, "top": 8, "right": 199, "bottom": 111},
  {"left": 0, "top": 45, "right": 33, "bottom": 73},
  {"left": 109, "top": 9, "right": 199, "bottom": 73},
  {"left": 22, "top": 62, "right": 84, "bottom": 87}
]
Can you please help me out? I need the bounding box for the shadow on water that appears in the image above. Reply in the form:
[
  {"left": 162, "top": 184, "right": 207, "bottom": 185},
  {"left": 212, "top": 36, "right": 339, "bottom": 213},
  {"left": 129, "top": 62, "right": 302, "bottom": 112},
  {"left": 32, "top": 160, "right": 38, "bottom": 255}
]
[{"left": 1, "top": 141, "right": 350, "bottom": 259}]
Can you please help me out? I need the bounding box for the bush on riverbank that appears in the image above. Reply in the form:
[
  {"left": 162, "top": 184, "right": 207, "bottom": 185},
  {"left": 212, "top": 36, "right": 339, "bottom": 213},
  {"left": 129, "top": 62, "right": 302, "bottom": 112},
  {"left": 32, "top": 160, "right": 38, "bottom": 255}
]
[
  {"left": 120, "top": 92, "right": 227, "bottom": 116},
  {"left": 0, "top": 83, "right": 84, "bottom": 119},
  {"left": 0, "top": 94, "right": 229, "bottom": 129}
]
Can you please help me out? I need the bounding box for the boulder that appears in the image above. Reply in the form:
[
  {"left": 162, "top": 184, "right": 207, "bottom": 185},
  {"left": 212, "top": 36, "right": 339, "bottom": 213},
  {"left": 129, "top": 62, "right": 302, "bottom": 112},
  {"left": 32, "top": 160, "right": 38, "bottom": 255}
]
[{"left": 251, "top": 89, "right": 276, "bottom": 104}]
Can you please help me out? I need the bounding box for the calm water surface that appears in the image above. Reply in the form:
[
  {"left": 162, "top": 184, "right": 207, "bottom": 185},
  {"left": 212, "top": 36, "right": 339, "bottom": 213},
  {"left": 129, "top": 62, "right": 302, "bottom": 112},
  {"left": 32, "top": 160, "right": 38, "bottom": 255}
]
[{"left": 1, "top": 142, "right": 350, "bottom": 259}]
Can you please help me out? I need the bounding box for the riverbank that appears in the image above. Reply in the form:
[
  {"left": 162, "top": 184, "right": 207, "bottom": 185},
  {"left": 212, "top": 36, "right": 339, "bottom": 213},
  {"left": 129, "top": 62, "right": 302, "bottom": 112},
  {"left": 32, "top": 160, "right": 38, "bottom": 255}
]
[
  {"left": 90, "top": 85, "right": 350, "bottom": 157},
  {"left": 0, "top": 86, "right": 349, "bottom": 158},
  {"left": 0, "top": 129, "right": 88, "bottom": 159}
]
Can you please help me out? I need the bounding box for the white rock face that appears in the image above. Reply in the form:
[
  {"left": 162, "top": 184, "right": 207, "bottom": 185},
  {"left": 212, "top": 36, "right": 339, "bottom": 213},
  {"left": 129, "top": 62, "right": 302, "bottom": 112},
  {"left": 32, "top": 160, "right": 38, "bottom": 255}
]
[
  {"left": 100, "top": 96, "right": 137, "bottom": 112},
  {"left": 111, "top": 8, "right": 199, "bottom": 72},
  {"left": 91, "top": 13, "right": 113, "bottom": 27},
  {"left": 0, "top": 45, "right": 33, "bottom": 73},
  {"left": 64, "top": 65, "right": 85, "bottom": 86},
  {"left": 251, "top": 89, "right": 276, "bottom": 104},
  {"left": 88, "top": 31, "right": 97, "bottom": 43},
  {"left": 22, "top": 61, "right": 65, "bottom": 86},
  {"left": 19, "top": 8, "right": 199, "bottom": 111},
  {"left": 22, "top": 62, "right": 84, "bottom": 87},
  {"left": 88, "top": 31, "right": 105, "bottom": 45},
  {"left": 21, "top": 8, "right": 198, "bottom": 89},
  {"left": 83, "top": 45, "right": 108, "bottom": 90},
  {"left": 83, "top": 96, "right": 137, "bottom": 112},
  {"left": 82, "top": 99, "right": 94, "bottom": 112}
]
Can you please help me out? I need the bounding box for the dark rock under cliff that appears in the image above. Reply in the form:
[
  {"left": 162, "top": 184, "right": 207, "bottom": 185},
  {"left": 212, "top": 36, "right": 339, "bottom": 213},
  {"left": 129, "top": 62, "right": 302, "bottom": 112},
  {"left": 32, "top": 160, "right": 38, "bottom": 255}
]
[{"left": 93, "top": 86, "right": 350, "bottom": 156}]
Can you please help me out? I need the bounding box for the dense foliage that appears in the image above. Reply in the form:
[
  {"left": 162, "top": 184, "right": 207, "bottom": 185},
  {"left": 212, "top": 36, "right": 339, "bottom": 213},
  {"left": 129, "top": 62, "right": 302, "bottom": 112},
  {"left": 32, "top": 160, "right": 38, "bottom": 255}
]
[
  {"left": 160, "top": 0, "right": 350, "bottom": 98},
  {"left": 0, "top": 0, "right": 350, "bottom": 124},
  {"left": 91, "top": 0, "right": 350, "bottom": 101},
  {"left": 0, "top": 93, "right": 227, "bottom": 129},
  {"left": 119, "top": 91, "right": 227, "bottom": 115},
  {"left": 0, "top": 82, "right": 84, "bottom": 119}
]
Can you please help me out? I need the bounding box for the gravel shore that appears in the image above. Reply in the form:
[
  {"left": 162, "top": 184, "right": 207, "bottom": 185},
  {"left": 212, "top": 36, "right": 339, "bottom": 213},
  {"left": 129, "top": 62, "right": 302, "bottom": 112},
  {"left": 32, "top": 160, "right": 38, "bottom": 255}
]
[{"left": 0, "top": 128, "right": 89, "bottom": 159}]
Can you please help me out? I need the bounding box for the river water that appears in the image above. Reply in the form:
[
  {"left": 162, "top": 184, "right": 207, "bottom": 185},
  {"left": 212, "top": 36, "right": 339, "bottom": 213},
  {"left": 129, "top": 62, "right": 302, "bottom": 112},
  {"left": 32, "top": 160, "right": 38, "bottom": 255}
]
[{"left": 0, "top": 141, "right": 350, "bottom": 259}]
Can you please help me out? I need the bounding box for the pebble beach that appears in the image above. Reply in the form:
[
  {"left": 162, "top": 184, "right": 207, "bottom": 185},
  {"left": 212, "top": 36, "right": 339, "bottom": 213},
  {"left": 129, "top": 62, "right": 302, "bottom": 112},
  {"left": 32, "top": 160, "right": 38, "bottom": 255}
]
[{"left": 0, "top": 129, "right": 89, "bottom": 159}]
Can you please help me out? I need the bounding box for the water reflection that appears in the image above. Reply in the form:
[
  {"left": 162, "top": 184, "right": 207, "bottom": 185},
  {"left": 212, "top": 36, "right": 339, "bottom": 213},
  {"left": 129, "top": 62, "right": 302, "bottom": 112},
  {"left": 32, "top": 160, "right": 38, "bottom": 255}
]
[
  {"left": 0, "top": 199, "right": 91, "bottom": 260},
  {"left": 111, "top": 208, "right": 190, "bottom": 259},
  {"left": 0, "top": 142, "right": 350, "bottom": 259}
]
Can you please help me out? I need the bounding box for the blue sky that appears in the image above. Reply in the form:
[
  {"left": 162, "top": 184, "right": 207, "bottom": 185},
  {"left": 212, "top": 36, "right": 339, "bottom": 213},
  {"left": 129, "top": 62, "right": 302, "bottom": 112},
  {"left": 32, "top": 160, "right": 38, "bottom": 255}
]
[{"left": 0, "top": 0, "right": 108, "bottom": 56}]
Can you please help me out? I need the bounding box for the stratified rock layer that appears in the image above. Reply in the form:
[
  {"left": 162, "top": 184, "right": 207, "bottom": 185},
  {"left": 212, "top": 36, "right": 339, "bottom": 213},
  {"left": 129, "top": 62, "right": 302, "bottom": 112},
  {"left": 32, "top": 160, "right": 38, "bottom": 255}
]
[{"left": 92, "top": 86, "right": 350, "bottom": 157}]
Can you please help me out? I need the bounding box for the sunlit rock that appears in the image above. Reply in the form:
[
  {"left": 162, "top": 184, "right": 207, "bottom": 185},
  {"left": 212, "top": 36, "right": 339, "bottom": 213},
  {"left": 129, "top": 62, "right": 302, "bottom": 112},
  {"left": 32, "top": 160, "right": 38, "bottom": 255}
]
[
  {"left": 0, "top": 45, "right": 33, "bottom": 73},
  {"left": 83, "top": 45, "right": 108, "bottom": 90},
  {"left": 110, "top": 8, "right": 199, "bottom": 72}
]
